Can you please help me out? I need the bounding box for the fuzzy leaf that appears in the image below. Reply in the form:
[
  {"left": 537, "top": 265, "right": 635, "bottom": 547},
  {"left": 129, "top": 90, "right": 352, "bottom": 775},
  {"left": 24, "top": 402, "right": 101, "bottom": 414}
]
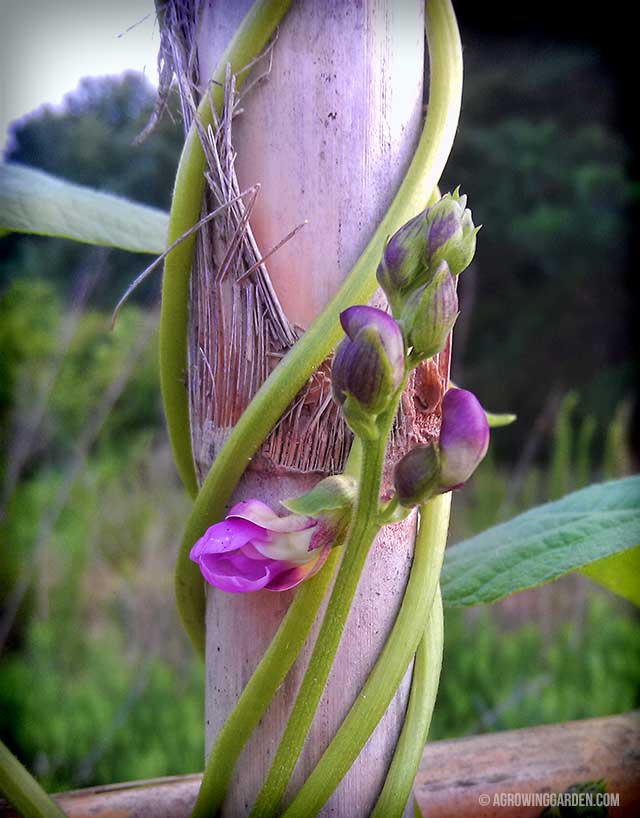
[
  {"left": 442, "top": 475, "right": 640, "bottom": 606},
  {"left": 0, "top": 162, "right": 168, "bottom": 253}
]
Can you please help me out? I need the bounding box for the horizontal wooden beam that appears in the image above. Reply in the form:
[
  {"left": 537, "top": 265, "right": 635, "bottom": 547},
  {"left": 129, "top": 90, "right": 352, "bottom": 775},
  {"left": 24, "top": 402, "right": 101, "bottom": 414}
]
[
  {"left": 415, "top": 711, "right": 640, "bottom": 817},
  {"left": 1, "top": 713, "right": 638, "bottom": 817}
]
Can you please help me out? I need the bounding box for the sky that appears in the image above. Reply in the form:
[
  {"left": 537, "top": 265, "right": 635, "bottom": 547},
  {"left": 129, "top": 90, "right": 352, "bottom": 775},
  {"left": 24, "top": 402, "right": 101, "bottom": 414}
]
[{"left": 0, "top": 0, "right": 159, "bottom": 152}]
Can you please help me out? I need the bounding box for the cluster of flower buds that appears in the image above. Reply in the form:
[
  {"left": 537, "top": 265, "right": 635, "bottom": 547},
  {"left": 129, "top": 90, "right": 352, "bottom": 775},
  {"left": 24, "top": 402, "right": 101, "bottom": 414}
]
[
  {"left": 331, "top": 305, "right": 405, "bottom": 438},
  {"left": 393, "top": 388, "right": 490, "bottom": 507},
  {"left": 377, "top": 190, "right": 477, "bottom": 363},
  {"left": 377, "top": 190, "right": 478, "bottom": 310}
]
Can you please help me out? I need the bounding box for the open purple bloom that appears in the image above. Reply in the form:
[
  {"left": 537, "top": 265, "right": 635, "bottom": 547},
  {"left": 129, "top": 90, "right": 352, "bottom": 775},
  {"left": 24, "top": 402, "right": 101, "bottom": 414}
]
[
  {"left": 439, "top": 388, "right": 490, "bottom": 490},
  {"left": 189, "top": 499, "right": 330, "bottom": 594}
]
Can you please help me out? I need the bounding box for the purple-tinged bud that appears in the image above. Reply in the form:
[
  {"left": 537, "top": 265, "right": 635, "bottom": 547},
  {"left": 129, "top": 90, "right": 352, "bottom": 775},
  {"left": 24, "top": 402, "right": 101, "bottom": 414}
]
[
  {"left": 401, "top": 261, "right": 459, "bottom": 362},
  {"left": 332, "top": 306, "right": 405, "bottom": 433},
  {"left": 376, "top": 212, "right": 429, "bottom": 309},
  {"left": 426, "top": 190, "right": 478, "bottom": 276},
  {"left": 393, "top": 443, "right": 441, "bottom": 507},
  {"left": 376, "top": 191, "right": 477, "bottom": 315},
  {"left": 439, "top": 388, "right": 490, "bottom": 489},
  {"left": 392, "top": 386, "right": 490, "bottom": 507}
]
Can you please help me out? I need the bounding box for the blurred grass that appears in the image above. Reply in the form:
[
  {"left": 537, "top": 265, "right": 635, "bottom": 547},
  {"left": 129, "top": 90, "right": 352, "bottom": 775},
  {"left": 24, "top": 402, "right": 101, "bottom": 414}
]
[{"left": 0, "top": 281, "right": 638, "bottom": 791}]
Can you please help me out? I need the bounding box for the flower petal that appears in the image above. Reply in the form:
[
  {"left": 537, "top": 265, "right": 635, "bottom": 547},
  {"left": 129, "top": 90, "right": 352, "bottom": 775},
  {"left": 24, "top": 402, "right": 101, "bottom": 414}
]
[
  {"left": 196, "top": 550, "right": 274, "bottom": 593},
  {"left": 250, "top": 525, "right": 316, "bottom": 563},
  {"left": 265, "top": 546, "right": 329, "bottom": 591},
  {"left": 189, "top": 517, "right": 268, "bottom": 561},
  {"left": 439, "top": 387, "right": 490, "bottom": 489},
  {"left": 228, "top": 499, "right": 315, "bottom": 533}
]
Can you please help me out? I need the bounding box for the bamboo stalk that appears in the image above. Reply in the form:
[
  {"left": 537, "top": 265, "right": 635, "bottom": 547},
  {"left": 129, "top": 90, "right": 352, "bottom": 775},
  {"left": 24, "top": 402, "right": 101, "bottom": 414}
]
[
  {"left": 3, "top": 713, "right": 637, "bottom": 818},
  {"left": 181, "top": 2, "right": 427, "bottom": 815}
]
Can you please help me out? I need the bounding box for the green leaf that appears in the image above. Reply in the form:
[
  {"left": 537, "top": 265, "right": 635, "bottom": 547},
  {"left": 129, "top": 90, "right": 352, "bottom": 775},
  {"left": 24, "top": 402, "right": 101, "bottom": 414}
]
[
  {"left": 0, "top": 162, "right": 168, "bottom": 254},
  {"left": 442, "top": 475, "right": 640, "bottom": 607},
  {"left": 485, "top": 410, "right": 517, "bottom": 428},
  {"left": 580, "top": 546, "right": 640, "bottom": 606}
]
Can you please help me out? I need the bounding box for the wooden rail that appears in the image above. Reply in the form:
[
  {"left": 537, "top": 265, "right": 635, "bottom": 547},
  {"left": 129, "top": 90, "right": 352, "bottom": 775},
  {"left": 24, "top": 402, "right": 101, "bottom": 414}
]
[{"left": 2, "top": 713, "right": 638, "bottom": 817}]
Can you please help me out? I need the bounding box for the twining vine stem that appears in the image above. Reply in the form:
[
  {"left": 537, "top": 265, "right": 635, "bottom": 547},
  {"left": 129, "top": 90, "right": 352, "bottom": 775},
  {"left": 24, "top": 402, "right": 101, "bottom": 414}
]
[{"left": 249, "top": 397, "right": 402, "bottom": 817}]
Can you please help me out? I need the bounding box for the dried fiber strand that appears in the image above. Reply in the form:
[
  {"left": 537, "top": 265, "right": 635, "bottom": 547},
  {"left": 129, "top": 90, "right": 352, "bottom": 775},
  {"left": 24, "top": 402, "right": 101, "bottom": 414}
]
[{"left": 183, "top": 57, "right": 350, "bottom": 484}]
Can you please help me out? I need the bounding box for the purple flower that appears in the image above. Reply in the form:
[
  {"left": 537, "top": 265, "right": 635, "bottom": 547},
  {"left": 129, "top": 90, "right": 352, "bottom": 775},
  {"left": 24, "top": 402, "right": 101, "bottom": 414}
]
[
  {"left": 189, "top": 500, "right": 331, "bottom": 594},
  {"left": 392, "top": 386, "right": 490, "bottom": 507},
  {"left": 332, "top": 305, "right": 405, "bottom": 415},
  {"left": 439, "top": 388, "right": 490, "bottom": 489}
]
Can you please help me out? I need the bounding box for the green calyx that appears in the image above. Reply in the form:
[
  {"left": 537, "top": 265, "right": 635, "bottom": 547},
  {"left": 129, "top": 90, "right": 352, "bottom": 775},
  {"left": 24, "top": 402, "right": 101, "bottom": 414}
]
[
  {"left": 393, "top": 442, "right": 442, "bottom": 508},
  {"left": 401, "top": 260, "right": 459, "bottom": 364},
  {"left": 282, "top": 475, "right": 357, "bottom": 517}
]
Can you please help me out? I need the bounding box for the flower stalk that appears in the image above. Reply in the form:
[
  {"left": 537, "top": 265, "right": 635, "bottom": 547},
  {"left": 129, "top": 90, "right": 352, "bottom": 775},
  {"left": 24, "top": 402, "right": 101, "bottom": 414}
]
[{"left": 280, "top": 492, "right": 452, "bottom": 817}]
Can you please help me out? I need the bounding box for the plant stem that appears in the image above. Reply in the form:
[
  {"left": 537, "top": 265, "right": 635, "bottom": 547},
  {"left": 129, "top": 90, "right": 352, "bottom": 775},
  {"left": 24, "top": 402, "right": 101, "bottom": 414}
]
[
  {"left": 0, "top": 740, "right": 68, "bottom": 818},
  {"left": 172, "top": 0, "right": 463, "bottom": 658},
  {"left": 188, "top": 440, "right": 363, "bottom": 818},
  {"left": 249, "top": 405, "right": 399, "bottom": 818},
  {"left": 370, "top": 587, "right": 444, "bottom": 818},
  {"left": 190, "top": 547, "right": 340, "bottom": 818},
  {"left": 280, "top": 492, "right": 451, "bottom": 818},
  {"left": 160, "top": 0, "right": 294, "bottom": 499}
]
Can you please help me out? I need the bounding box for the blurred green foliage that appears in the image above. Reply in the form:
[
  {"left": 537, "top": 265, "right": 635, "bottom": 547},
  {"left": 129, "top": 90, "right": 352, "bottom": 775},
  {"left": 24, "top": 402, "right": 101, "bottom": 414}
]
[
  {"left": 442, "top": 42, "right": 633, "bottom": 458},
  {"left": 0, "top": 619, "right": 203, "bottom": 790},
  {"left": 1, "top": 73, "right": 183, "bottom": 305},
  {"left": 0, "top": 277, "right": 161, "bottom": 480},
  {"left": 432, "top": 595, "right": 640, "bottom": 741}
]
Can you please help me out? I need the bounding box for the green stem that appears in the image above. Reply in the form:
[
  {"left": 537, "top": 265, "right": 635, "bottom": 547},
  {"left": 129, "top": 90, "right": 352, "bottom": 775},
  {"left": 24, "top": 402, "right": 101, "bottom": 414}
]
[
  {"left": 160, "top": 0, "right": 294, "bottom": 498},
  {"left": 189, "top": 440, "right": 362, "bottom": 818},
  {"left": 280, "top": 492, "right": 451, "bottom": 818},
  {"left": 173, "top": 0, "right": 463, "bottom": 658},
  {"left": 249, "top": 405, "right": 398, "bottom": 818},
  {"left": 0, "top": 740, "right": 68, "bottom": 818},
  {"left": 190, "top": 547, "right": 340, "bottom": 818},
  {"left": 370, "top": 587, "right": 444, "bottom": 818}
]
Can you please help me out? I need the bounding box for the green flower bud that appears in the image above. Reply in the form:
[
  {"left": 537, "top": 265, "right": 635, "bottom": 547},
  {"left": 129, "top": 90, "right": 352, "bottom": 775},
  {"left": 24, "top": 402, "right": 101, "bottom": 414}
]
[
  {"left": 376, "top": 190, "right": 478, "bottom": 314},
  {"left": 401, "top": 261, "right": 459, "bottom": 362},
  {"left": 425, "top": 190, "right": 478, "bottom": 276}
]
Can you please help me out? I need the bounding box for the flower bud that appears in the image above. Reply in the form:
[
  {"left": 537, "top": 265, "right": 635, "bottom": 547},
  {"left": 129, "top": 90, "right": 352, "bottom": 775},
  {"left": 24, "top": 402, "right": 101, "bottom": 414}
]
[
  {"left": 439, "top": 388, "right": 490, "bottom": 489},
  {"left": 376, "top": 191, "right": 477, "bottom": 313},
  {"left": 393, "top": 443, "right": 441, "bottom": 507},
  {"left": 401, "top": 261, "right": 459, "bottom": 361},
  {"left": 392, "top": 386, "right": 490, "bottom": 507},
  {"left": 376, "top": 212, "right": 429, "bottom": 310},
  {"left": 425, "top": 190, "right": 478, "bottom": 276},
  {"left": 332, "top": 306, "right": 405, "bottom": 433}
]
